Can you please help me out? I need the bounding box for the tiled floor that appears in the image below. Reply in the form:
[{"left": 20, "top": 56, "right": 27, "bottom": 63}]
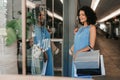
[{"left": 93, "top": 29, "right": 120, "bottom": 80}]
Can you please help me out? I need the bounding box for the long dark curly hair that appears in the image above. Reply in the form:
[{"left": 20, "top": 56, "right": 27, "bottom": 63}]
[{"left": 78, "top": 6, "right": 97, "bottom": 25}]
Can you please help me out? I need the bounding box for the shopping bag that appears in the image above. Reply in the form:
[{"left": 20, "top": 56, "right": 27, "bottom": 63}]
[
  {"left": 74, "top": 50, "right": 100, "bottom": 69},
  {"left": 77, "top": 55, "right": 105, "bottom": 76}
]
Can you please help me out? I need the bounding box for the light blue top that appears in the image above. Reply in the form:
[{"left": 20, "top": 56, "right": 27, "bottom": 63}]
[
  {"left": 72, "top": 26, "right": 91, "bottom": 77},
  {"left": 34, "top": 25, "right": 54, "bottom": 76},
  {"left": 74, "top": 26, "right": 90, "bottom": 54}
]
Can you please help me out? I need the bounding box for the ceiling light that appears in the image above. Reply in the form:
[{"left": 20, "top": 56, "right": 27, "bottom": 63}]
[
  {"left": 47, "top": 10, "right": 53, "bottom": 17},
  {"left": 99, "top": 23, "right": 107, "bottom": 32},
  {"left": 47, "top": 10, "right": 63, "bottom": 21},
  {"left": 91, "top": 0, "right": 100, "bottom": 11},
  {"left": 60, "top": 0, "right": 63, "bottom": 4},
  {"left": 26, "top": 0, "right": 36, "bottom": 9},
  {"left": 98, "top": 8, "right": 120, "bottom": 22}
]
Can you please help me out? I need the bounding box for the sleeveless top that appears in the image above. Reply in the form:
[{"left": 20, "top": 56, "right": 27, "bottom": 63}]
[
  {"left": 74, "top": 26, "right": 90, "bottom": 54},
  {"left": 34, "top": 25, "right": 50, "bottom": 50}
]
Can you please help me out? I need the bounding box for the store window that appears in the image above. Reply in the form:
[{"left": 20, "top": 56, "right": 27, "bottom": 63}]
[
  {"left": 0, "top": 0, "right": 63, "bottom": 76},
  {"left": 25, "top": 0, "right": 63, "bottom": 76}
]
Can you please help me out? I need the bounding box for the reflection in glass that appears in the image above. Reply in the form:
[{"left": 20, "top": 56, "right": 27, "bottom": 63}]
[
  {"left": 26, "top": 0, "right": 54, "bottom": 76},
  {"left": 0, "top": 0, "right": 63, "bottom": 76},
  {"left": 25, "top": 0, "right": 63, "bottom": 76}
]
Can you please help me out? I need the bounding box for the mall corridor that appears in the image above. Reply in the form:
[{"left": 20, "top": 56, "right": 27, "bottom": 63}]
[
  {"left": 93, "top": 29, "right": 120, "bottom": 80},
  {"left": 53, "top": 29, "right": 120, "bottom": 80}
]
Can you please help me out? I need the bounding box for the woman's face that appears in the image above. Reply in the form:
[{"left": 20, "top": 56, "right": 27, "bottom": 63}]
[
  {"left": 79, "top": 10, "right": 87, "bottom": 23},
  {"left": 38, "top": 11, "right": 45, "bottom": 22},
  {"left": 38, "top": 11, "right": 45, "bottom": 25}
]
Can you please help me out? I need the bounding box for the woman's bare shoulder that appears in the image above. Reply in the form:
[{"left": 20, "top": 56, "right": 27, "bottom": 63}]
[{"left": 90, "top": 25, "right": 96, "bottom": 30}]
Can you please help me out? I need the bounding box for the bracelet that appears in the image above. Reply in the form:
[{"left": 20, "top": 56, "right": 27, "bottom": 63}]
[{"left": 88, "top": 45, "right": 93, "bottom": 49}]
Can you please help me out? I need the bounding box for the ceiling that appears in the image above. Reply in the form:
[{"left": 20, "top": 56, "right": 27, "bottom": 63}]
[
  {"left": 46, "top": 0, "right": 120, "bottom": 22},
  {"left": 78, "top": 0, "right": 120, "bottom": 21},
  {"left": 78, "top": 0, "right": 91, "bottom": 8},
  {"left": 46, "top": 0, "right": 63, "bottom": 16}
]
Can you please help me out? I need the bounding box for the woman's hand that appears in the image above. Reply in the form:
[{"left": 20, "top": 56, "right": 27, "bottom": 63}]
[
  {"left": 43, "top": 51, "right": 48, "bottom": 62},
  {"left": 69, "top": 45, "right": 74, "bottom": 55},
  {"left": 47, "top": 28, "right": 52, "bottom": 34},
  {"left": 29, "top": 37, "right": 33, "bottom": 47}
]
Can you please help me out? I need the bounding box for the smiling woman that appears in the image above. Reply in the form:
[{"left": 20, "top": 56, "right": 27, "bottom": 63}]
[{"left": 72, "top": 6, "right": 97, "bottom": 77}]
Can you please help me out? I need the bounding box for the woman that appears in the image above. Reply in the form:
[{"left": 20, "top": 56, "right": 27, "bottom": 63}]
[
  {"left": 72, "top": 6, "right": 97, "bottom": 77},
  {"left": 31, "top": 11, "right": 54, "bottom": 76}
]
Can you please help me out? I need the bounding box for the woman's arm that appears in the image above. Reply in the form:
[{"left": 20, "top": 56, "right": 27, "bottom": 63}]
[
  {"left": 74, "top": 27, "right": 79, "bottom": 34},
  {"left": 76, "top": 25, "right": 96, "bottom": 54},
  {"left": 89, "top": 25, "right": 96, "bottom": 48}
]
